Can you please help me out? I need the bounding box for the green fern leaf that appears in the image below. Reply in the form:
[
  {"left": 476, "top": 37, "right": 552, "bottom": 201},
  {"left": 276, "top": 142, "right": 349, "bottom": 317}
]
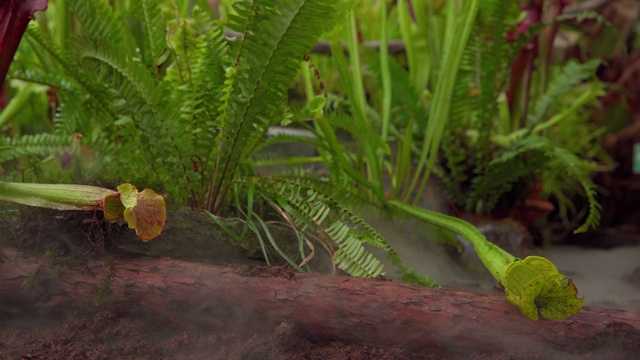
[
  {"left": 527, "top": 60, "right": 600, "bottom": 129},
  {"left": 208, "top": 0, "right": 354, "bottom": 213},
  {"left": 253, "top": 177, "right": 434, "bottom": 285},
  {"left": 24, "top": 27, "right": 114, "bottom": 119},
  {"left": 131, "top": 0, "right": 169, "bottom": 68},
  {"left": 466, "top": 136, "right": 550, "bottom": 213},
  {"left": 0, "top": 134, "right": 71, "bottom": 163},
  {"left": 550, "top": 147, "right": 601, "bottom": 233},
  {"left": 68, "top": 0, "right": 128, "bottom": 50}
]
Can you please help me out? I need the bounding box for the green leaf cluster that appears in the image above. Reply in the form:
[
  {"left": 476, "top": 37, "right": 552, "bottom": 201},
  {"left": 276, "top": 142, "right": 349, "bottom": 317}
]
[
  {"left": 250, "top": 176, "right": 434, "bottom": 285},
  {"left": 434, "top": 2, "right": 609, "bottom": 233},
  {"left": 3, "top": 0, "right": 428, "bottom": 281},
  {"left": 3, "top": 0, "right": 351, "bottom": 210}
]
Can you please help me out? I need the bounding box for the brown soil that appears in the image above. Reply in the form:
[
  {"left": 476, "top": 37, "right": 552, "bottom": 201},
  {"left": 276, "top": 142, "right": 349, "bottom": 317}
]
[
  {"left": 1, "top": 208, "right": 639, "bottom": 360},
  {"left": 0, "top": 208, "right": 419, "bottom": 359},
  {"left": 1, "top": 307, "right": 418, "bottom": 360}
]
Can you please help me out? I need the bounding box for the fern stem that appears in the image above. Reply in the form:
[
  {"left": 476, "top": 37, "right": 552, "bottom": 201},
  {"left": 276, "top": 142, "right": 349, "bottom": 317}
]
[{"left": 301, "top": 60, "right": 315, "bottom": 104}]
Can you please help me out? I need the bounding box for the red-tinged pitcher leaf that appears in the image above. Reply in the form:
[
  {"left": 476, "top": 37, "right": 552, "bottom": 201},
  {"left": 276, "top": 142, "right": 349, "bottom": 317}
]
[
  {"left": 120, "top": 187, "right": 166, "bottom": 241},
  {"left": 117, "top": 183, "right": 138, "bottom": 209},
  {"left": 0, "top": 0, "right": 49, "bottom": 85},
  {"left": 103, "top": 193, "right": 125, "bottom": 221}
]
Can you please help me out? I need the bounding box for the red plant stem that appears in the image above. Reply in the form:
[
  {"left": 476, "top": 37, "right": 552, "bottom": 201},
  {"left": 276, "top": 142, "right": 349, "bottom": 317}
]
[
  {"left": 538, "top": 0, "right": 569, "bottom": 92},
  {"left": 506, "top": 1, "right": 541, "bottom": 123},
  {"left": 0, "top": 0, "right": 49, "bottom": 87}
]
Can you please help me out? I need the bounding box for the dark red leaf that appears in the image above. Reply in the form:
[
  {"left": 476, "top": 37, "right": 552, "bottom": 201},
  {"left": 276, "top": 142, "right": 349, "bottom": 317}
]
[{"left": 0, "top": 0, "right": 49, "bottom": 87}]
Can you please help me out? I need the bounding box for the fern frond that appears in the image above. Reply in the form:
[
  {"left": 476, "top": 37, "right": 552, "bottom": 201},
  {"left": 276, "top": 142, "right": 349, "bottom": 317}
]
[
  {"left": 466, "top": 136, "right": 550, "bottom": 213},
  {"left": 208, "top": 0, "right": 353, "bottom": 213},
  {"left": 271, "top": 172, "right": 377, "bottom": 209},
  {"left": 527, "top": 60, "right": 600, "bottom": 129},
  {"left": 76, "top": 37, "right": 180, "bottom": 156},
  {"left": 67, "top": 0, "right": 128, "bottom": 50},
  {"left": 473, "top": 0, "right": 521, "bottom": 162},
  {"left": 549, "top": 147, "right": 601, "bottom": 233},
  {"left": 252, "top": 176, "right": 434, "bottom": 285},
  {"left": 324, "top": 111, "right": 389, "bottom": 153},
  {"left": 9, "top": 70, "right": 77, "bottom": 93},
  {"left": 253, "top": 132, "right": 325, "bottom": 153},
  {"left": 0, "top": 134, "right": 71, "bottom": 163},
  {"left": 24, "top": 27, "right": 113, "bottom": 118},
  {"left": 174, "top": 8, "right": 230, "bottom": 161},
  {"left": 53, "top": 92, "right": 93, "bottom": 134},
  {"left": 130, "top": 0, "right": 168, "bottom": 68},
  {"left": 327, "top": 221, "right": 384, "bottom": 277}
]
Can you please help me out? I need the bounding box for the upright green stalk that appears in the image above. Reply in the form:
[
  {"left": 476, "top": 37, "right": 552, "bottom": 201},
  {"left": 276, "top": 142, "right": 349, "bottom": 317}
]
[
  {"left": 328, "top": 10, "right": 384, "bottom": 202},
  {"left": 379, "top": 0, "right": 391, "bottom": 144},
  {"left": 379, "top": 0, "right": 392, "bottom": 180},
  {"left": 53, "top": 0, "right": 70, "bottom": 50},
  {"left": 406, "top": 0, "right": 480, "bottom": 204},
  {"left": 345, "top": 10, "right": 382, "bottom": 192},
  {"left": 397, "top": 0, "right": 430, "bottom": 90}
]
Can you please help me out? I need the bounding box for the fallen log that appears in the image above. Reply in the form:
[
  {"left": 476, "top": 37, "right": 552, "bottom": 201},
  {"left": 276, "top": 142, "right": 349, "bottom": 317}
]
[{"left": 1, "top": 246, "right": 639, "bottom": 357}]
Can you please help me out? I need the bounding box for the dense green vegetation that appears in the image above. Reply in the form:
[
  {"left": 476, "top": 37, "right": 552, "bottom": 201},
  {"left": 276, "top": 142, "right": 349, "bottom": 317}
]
[{"left": 0, "top": 0, "right": 612, "bottom": 305}]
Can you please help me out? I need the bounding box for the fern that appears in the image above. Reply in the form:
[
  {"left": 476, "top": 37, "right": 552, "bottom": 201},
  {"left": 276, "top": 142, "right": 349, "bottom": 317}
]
[
  {"left": 527, "top": 60, "right": 600, "bottom": 130},
  {"left": 253, "top": 132, "right": 324, "bottom": 154},
  {"left": 466, "top": 136, "right": 550, "bottom": 213},
  {"left": 432, "top": 0, "right": 607, "bottom": 231},
  {"left": 475, "top": 0, "right": 521, "bottom": 125},
  {"left": 325, "top": 111, "right": 389, "bottom": 153},
  {"left": 466, "top": 135, "right": 601, "bottom": 231},
  {"left": 130, "top": 0, "right": 169, "bottom": 71},
  {"left": 366, "top": 52, "right": 428, "bottom": 130},
  {"left": 165, "top": 7, "right": 230, "bottom": 166},
  {"left": 10, "top": 69, "right": 77, "bottom": 93},
  {"left": 207, "top": 0, "right": 353, "bottom": 213},
  {"left": 24, "top": 26, "right": 115, "bottom": 122},
  {"left": 4, "top": 0, "right": 438, "bottom": 284},
  {"left": 439, "top": 0, "right": 520, "bottom": 180},
  {"left": 252, "top": 176, "right": 434, "bottom": 285},
  {"left": 0, "top": 134, "right": 71, "bottom": 163},
  {"left": 548, "top": 147, "right": 601, "bottom": 233},
  {"left": 68, "top": 0, "right": 128, "bottom": 49},
  {"left": 71, "top": 3, "right": 197, "bottom": 193}
]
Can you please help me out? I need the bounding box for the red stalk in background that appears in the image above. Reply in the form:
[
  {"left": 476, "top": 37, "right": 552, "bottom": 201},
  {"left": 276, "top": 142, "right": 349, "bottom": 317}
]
[
  {"left": 506, "top": 0, "right": 570, "bottom": 126},
  {"left": 0, "top": 0, "right": 49, "bottom": 88}
]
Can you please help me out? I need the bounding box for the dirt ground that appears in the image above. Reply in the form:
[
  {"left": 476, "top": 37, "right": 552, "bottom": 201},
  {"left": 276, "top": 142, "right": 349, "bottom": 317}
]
[
  {"left": 1, "top": 208, "right": 639, "bottom": 360},
  {"left": 2, "top": 271, "right": 638, "bottom": 360},
  {"left": 1, "top": 307, "right": 418, "bottom": 360},
  {"left": 0, "top": 209, "right": 426, "bottom": 360}
]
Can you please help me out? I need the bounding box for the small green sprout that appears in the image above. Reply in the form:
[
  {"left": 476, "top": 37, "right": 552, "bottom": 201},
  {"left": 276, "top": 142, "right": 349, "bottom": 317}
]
[{"left": 389, "top": 200, "right": 584, "bottom": 321}]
